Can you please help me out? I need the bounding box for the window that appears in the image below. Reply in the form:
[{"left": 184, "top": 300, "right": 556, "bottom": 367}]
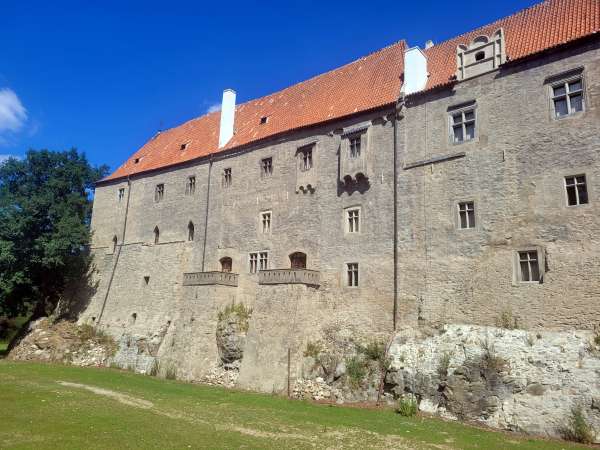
[
  {"left": 299, "top": 146, "right": 313, "bottom": 171},
  {"left": 475, "top": 51, "right": 485, "bottom": 61},
  {"left": 346, "top": 207, "right": 360, "bottom": 233},
  {"left": 223, "top": 168, "right": 232, "bottom": 188},
  {"left": 118, "top": 188, "right": 125, "bottom": 202},
  {"left": 552, "top": 78, "right": 584, "bottom": 118},
  {"left": 186, "top": 176, "right": 196, "bottom": 195},
  {"left": 261, "top": 158, "right": 273, "bottom": 177},
  {"left": 565, "top": 175, "right": 588, "bottom": 206},
  {"left": 134, "top": 158, "right": 140, "bottom": 164},
  {"left": 290, "top": 252, "right": 307, "bottom": 269},
  {"left": 153, "top": 226, "right": 160, "bottom": 244},
  {"left": 451, "top": 108, "right": 476, "bottom": 143},
  {"left": 112, "top": 235, "right": 118, "bottom": 253},
  {"left": 249, "top": 252, "right": 268, "bottom": 273},
  {"left": 517, "top": 250, "right": 541, "bottom": 283},
  {"left": 249, "top": 253, "right": 258, "bottom": 273},
  {"left": 260, "top": 116, "right": 268, "bottom": 124},
  {"left": 261, "top": 211, "right": 271, "bottom": 233},
  {"left": 259, "top": 252, "right": 268, "bottom": 270},
  {"left": 180, "top": 143, "right": 188, "bottom": 151},
  {"left": 220, "top": 257, "right": 232, "bottom": 272},
  {"left": 458, "top": 201, "right": 475, "bottom": 229},
  {"left": 155, "top": 184, "right": 165, "bottom": 202},
  {"left": 347, "top": 263, "right": 359, "bottom": 287},
  {"left": 187, "top": 221, "right": 194, "bottom": 241},
  {"left": 349, "top": 136, "right": 361, "bottom": 159}
]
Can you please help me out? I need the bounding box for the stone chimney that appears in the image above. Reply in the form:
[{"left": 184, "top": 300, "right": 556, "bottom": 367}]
[
  {"left": 218, "top": 89, "right": 236, "bottom": 148},
  {"left": 402, "top": 47, "right": 428, "bottom": 96}
]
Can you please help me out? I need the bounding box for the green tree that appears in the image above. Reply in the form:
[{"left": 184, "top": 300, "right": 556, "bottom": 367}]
[{"left": 0, "top": 149, "right": 108, "bottom": 319}]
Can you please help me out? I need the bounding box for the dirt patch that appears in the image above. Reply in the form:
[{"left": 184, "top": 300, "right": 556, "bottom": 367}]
[{"left": 57, "top": 381, "right": 153, "bottom": 409}]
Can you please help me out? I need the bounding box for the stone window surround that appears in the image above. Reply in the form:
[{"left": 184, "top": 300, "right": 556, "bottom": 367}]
[
  {"left": 260, "top": 156, "right": 274, "bottom": 178},
  {"left": 512, "top": 246, "right": 545, "bottom": 285},
  {"left": 545, "top": 67, "right": 586, "bottom": 121},
  {"left": 260, "top": 210, "right": 272, "bottom": 234},
  {"left": 118, "top": 187, "right": 125, "bottom": 202},
  {"left": 344, "top": 205, "right": 361, "bottom": 234},
  {"left": 297, "top": 143, "right": 315, "bottom": 172},
  {"left": 448, "top": 101, "right": 477, "bottom": 145},
  {"left": 185, "top": 175, "right": 196, "bottom": 196},
  {"left": 345, "top": 262, "right": 360, "bottom": 288},
  {"left": 561, "top": 171, "right": 592, "bottom": 208},
  {"left": 154, "top": 183, "right": 165, "bottom": 203}
]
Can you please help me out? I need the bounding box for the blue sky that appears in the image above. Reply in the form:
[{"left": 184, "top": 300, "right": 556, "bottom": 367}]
[{"left": 1, "top": 0, "right": 539, "bottom": 172}]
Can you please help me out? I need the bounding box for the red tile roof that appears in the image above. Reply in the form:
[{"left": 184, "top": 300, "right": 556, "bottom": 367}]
[{"left": 103, "top": 0, "right": 599, "bottom": 182}]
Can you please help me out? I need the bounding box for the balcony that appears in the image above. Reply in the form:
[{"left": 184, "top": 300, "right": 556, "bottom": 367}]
[
  {"left": 183, "top": 271, "right": 238, "bottom": 287},
  {"left": 258, "top": 269, "right": 320, "bottom": 287}
]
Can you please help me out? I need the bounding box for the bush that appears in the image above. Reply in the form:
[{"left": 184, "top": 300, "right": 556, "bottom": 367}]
[
  {"left": 479, "top": 338, "right": 507, "bottom": 372},
  {"left": 357, "top": 339, "right": 389, "bottom": 370},
  {"left": 217, "top": 303, "right": 253, "bottom": 332},
  {"left": 78, "top": 324, "right": 117, "bottom": 355},
  {"left": 395, "top": 396, "right": 418, "bottom": 417},
  {"left": 303, "top": 341, "right": 322, "bottom": 359},
  {"left": 559, "top": 403, "right": 595, "bottom": 444},
  {"left": 345, "top": 356, "right": 367, "bottom": 388},
  {"left": 437, "top": 351, "right": 452, "bottom": 378},
  {"left": 496, "top": 308, "right": 519, "bottom": 330}
]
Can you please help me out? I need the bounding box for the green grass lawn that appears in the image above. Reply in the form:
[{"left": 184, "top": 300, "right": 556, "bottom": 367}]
[{"left": 0, "top": 362, "right": 587, "bottom": 449}]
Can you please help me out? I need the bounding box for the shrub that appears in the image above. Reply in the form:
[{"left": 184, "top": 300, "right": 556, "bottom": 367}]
[
  {"left": 78, "top": 324, "right": 117, "bottom": 355},
  {"left": 357, "top": 339, "right": 389, "bottom": 370},
  {"left": 303, "top": 341, "right": 322, "bottom": 359},
  {"left": 218, "top": 303, "right": 253, "bottom": 332},
  {"left": 437, "top": 351, "right": 452, "bottom": 378},
  {"left": 165, "top": 364, "right": 177, "bottom": 380},
  {"left": 479, "top": 338, "right": 507, "bottom": 372},
  {"left": 496, "top": 308, "right": 519, "bottom": 330},
  {"left": 559, "top": 403, "right": 595, "bottom": 444},
  {"left": 345, "top": 356, "right": 367, "bottom": 388},
  {"left": 395, "top": 396, "right": 418, "bottom": 417}
]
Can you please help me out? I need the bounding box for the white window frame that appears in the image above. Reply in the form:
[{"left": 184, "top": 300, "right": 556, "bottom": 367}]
[
  {"left": 449, "top": 106, "right": 477, "bottom": 144},
  {"left": 564, "top": 174, "right": 589, "bottom": 207},
  {"left": 223, "top": 168, "right": 232, "bottom": 188},
  {"left": 259, "top": 252, "right": 269, "bottom": 271},
  {"left": 346, "top": 262, "right": 359, "bottom": 287},
  {"left": 249, "top": 251, "right": 269, "bottom": 273},
  {"left": 348, "top": 135, "right": 361, "bottom": 159},
  {"left": 513, "top": 248, "right": 544, "bottom": 285},
  {"left": 186, "top": 176, "right": 196, "bottom": 196},
  {"left": 260, "top": 211, "right": 272, "bottom": 234},
  {"left": 261, "top": 157, "right": 273, "bottom": 178},
  {"left": 249, "top": 252, "right": 258, "bottom": 273},
  {"left": 457, "top": 201, "right": 476, "bottom": 229},
  {"left": 118, "top": 188, "right": 125, "bottom": 202},
  {"left": 155, "top": 184, "right": 165, "bottom": 202},
  {"left": 550, "top": 75, "right": 585, "bottom": 119},
  {"left": 345, "top": 207, "right": 361, "bottom": 234}
]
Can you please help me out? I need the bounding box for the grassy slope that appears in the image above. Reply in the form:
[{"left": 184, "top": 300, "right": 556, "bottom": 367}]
[{"left": 0, "top": 362, "right": 587, "bottom": 450}]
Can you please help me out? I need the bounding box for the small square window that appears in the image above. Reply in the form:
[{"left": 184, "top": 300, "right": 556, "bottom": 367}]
[
  {"left": 155, "top": 184, "right": 165, "bottom": 202},
  {"left": 346, "top": 207, "right": 360, "bottom": 233},
  {"left": 552, "top": 77, "right": 584, "bottom": 118},
  {"left": 450, "top": 108, "right": 476, "bottom": 143},
  {"left": 457, "top": 201, "right": 475, "bottom": 229},
  {"left": 517, "top": 250, "right": 541, "bottom": 283},
  {"left": 346, "top": 263, "right": 359, "bottom": 287},
  {"left": 565, "top": 175, "right": 588, "bottom": 206},
  {"left": 260, "top": 116, "right": 268, "bottom": 124},
  {"left": 223, "top": 168, "right": 232, "bottom": 188},
  {"left": 186, "top": 176, "right": 196, "bottom": 195},
  {"left": 261, "top": 211, "right": 272, "bottom": 234},
  {"left": 261, "top": 158, "right": 273, "bottom": 177},
  {"left": 180, "top": 143, "right": 188, "bottom": 151},
  {"left": 349, "top": 136, "right": 361, "bottom": 159},
  {"left": 118, "top": 188, "right": 125, "bottom": 202}
]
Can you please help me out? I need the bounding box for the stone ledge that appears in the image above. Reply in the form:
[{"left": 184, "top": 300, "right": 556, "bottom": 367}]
[
  {"left": 183, "top": 271, "right": 239, "bottom": 287},
  {"left": 258, "top": 269, "right": 320, "bottom": 286}
]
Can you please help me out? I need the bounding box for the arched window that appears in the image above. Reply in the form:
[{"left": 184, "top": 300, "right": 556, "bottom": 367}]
[
  {"left": 187, "top": 221, "right": 194, "bottom": 241},
  {"left": 112, "top": 235, "right": 118, "bottom": 253},
  {"left": 220, "top": 257, "right": 232, "bottom": 272},
  {"left": 153, "top": 226, "right": 160, "bottom": 244},
  {"left": 289, "top": 252, "right": 307, "bottom": 269}
]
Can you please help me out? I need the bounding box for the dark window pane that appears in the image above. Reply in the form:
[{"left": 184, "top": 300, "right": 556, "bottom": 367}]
[
  {"left": 453, "top": 126, "right": 463, "bottom": 142},
  {"left": 553, "top": 85, "right": 566, "bottom": 96},
  {"left": 575, "top": 175, "right": 585, "bottom": 184},
  {"left": 570, "top": 93, "right": 583, "bottom": 113},
  {"left": 530, "top": 261, "right": 540, "bottom": 282},
  {"left": 465, "top": 123, "right": 475, "bottom": 140},
  {"left": 554, "top": 98, "right": 568, "bottom": 117},
  {"left": 520, "top": 260, "right": 530, "bottom": 282},
  {"left": 452, "top": 114, "right": 462, "bottom": 124},
  {"left": 460, "top": 211, "right": 467, "bottom": 229},
  {"left": 464, "top": 111, "right": 475, "bottom": 121},
  {"left": 568, "top": 80, "right": 582, "bottom": 92},
  {"left": 566, "top": 185, "right": 578, "bottom": 206},
  {"left": 468, "top": 210, "right": 475, "bottom": 228},
  {"left": 578, "top": 184, "right": 589, "bottom": 204}
]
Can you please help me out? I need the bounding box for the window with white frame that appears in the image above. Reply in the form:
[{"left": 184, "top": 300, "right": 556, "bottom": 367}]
[
  {"left": 450, "top": 108, "right": 476, "bottom": 143},
  {"left": 565, "top": 175, "right": 589, "bottom": 206},
  {"left": 249, "top": 253, "right": 258, "bottom": 273},
  {"left": 259, "top": 252, "right": 268, "bottom": 270},
  {"left": 186, "top": 176, "right": 196, "bottom": 195},
  {"left": 118, "top": 188, "right": 125, "bottom": 202},
  {"left": 346, "top": 262, "right": 359, "bottom": 287},
  {"left": 349, "top": 136, "right": 361, "bottom": 159},
  {"left": 223, "top": 168, "right": 232, "bottom": 188},
  {"left": 298, "top": 145, "right": 313, "bottom": 171},
  {"left": 155, "top": 184, "right": 165, "bottom": 202},
  {"left": 552, "top": 77, "right": 584, "bottom": 118},
  {"left": 346, "top": 207, "right": 360, "bottom": 233},
  {"left": 517, "top": 250, "right": 541, "bottom": 283},
  {"left": 457, "top": 201, "right": 475, "bottom": 229},
  {"left": 261, "top": 211, "right": 272, "bottom": 233},
  {"left": 261, "top": 157, "right": 273, "bottom": 177}
]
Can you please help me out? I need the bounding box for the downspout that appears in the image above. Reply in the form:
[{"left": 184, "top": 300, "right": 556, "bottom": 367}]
[
  {"left": 97, "top": 175, "right": 132, "bottom": 326},
  {"left": 392, "top": 98, "right": 403, "bottom": 331},
  {"left": 201, "top": 156, "right": 213, "bottom": 272}
]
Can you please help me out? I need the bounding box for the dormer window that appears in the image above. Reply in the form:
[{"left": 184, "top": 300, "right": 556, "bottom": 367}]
[
  {"left": 456, "top": 28, "right": 506, "bottom": 81},
  {"left": 134, "top": 158, "right": 140, "bottom": 164},
  {"left": 260, "top": 116, "right": 268, "bottom": 124},
  {"left": 180, "top": 143, "right": 188, "bottom": 151}
]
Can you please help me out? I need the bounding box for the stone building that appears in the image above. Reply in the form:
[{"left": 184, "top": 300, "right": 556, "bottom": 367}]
[{"left": 80, "top": 0, "right": 600, "bottom": 391}]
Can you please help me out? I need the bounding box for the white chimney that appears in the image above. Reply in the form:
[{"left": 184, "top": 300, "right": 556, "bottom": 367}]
[
  {"left": 402, "top": 47, "right": 428, "bottom": 96},
  {"left": 425, "top": 40, "right": 434, "bottom": 49},
  {"left": 218, "top": 89, "right": 236, "bottom": 148}
]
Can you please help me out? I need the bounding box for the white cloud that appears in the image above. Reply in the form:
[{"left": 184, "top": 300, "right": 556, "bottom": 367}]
[
  {"left": 0, "top": 88, "right": 27, "bottom": 133},
  {"left": 206, "top": 103, "right": 221, "bottom": 114},
  {"left": 0, "top": 154, "right": 20, "bottom": 164}
]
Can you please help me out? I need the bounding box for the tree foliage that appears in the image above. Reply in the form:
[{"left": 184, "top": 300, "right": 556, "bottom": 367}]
[{"left": 0, "top": 149, "right": 108, "bottom": 318}]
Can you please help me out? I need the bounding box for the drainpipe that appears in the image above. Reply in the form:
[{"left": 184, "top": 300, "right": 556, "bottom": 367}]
[
  {"left": 201, "top": 156, "right": 213, "bottom": 272},
  {"left": 392, "top": 101, "right": 401, "bottom": 331},
  {"left": 97, "top": 175, "right": 132, "bottom": 326}
]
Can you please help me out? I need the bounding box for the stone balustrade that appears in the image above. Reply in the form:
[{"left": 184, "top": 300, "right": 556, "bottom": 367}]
[
  {"left": 258, "top": 269, "right": 320, "bottom": 286},
  {"left": 183, "top": 271, "right": 239, "bottom": 287}
]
